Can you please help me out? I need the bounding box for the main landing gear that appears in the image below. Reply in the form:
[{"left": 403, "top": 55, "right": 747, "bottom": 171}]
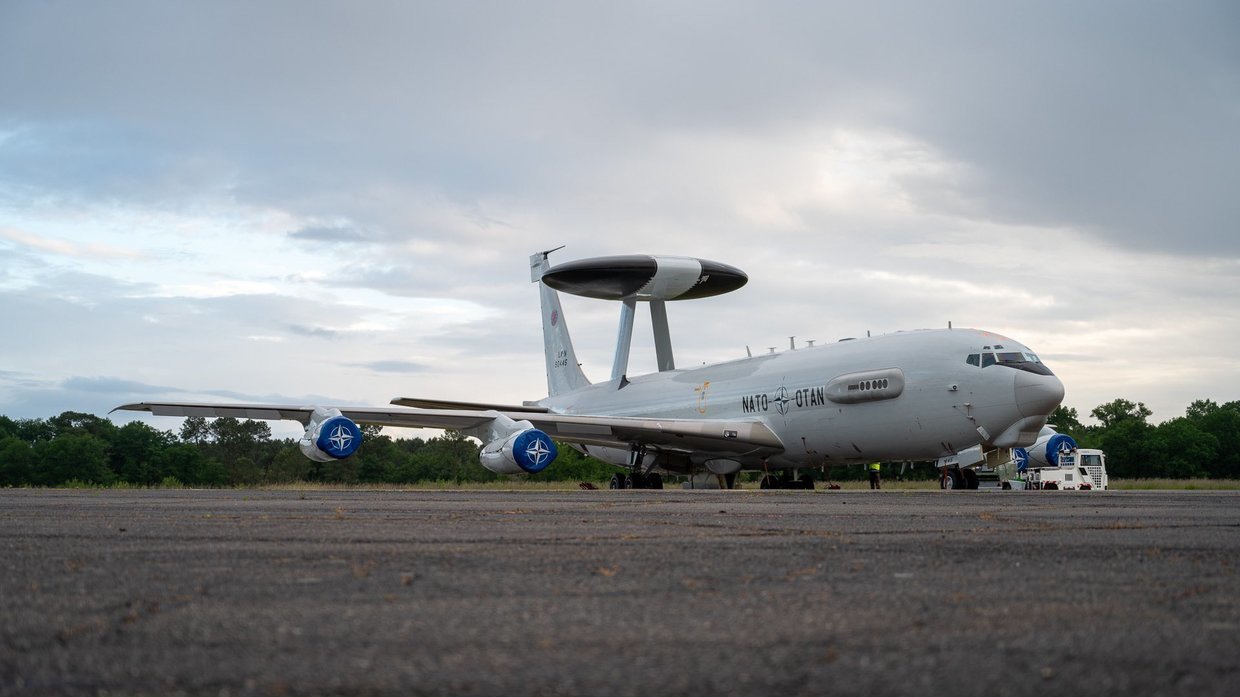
[
  {"left": 608, "top": 471, "right": 664, "bottom": 490},
  {"left": 758, "top": 472, "right": 815, "bottom": 490}
]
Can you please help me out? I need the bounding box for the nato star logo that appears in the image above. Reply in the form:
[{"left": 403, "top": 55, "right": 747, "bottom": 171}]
[
  {"left": 525, "top": 437, "right": 552, "bottom": 466},
  {"left": 329, "top": 424, "right": 355, "bottom": 452},
  {"left": 773, "top": 387, "right": 791, "bottom": 416}
]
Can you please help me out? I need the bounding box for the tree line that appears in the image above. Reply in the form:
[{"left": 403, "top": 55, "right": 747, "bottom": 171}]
[
  {"left": 1047, "top": 398, "right": 1240, "bottom": 479},
  {"left": 0, "top": 412, "right": 617, "bottom": 487},
  {"left": 1, "top": 398, "right": 1237, "bottom": 487}
]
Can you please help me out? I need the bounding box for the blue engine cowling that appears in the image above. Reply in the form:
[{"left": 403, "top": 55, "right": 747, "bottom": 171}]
[
  {"left": 1021, "top": 430, "right": 1077, "bottom": 470},
  {"left": 299, "top": 409, "right": 363, "bottom": 462},
  {"left": 479, "top": 428, "right": 558, "bottom": 475}
]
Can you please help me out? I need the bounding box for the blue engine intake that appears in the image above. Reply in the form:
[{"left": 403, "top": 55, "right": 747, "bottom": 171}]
[
  {"left": 315, "top": 416, "right": 363, "bottom": 459},
  {"left": 1022, "top": 430, "right": 1077, "bottom": 469},
  {"left": 511, "top": 428, "right": 557, "bottom": 473},
  {"left": 479, "top": 427, "right": 558, "bottom": 475},
  {"left": 299, "top": 409, "right": 364, "bottom": 462}
]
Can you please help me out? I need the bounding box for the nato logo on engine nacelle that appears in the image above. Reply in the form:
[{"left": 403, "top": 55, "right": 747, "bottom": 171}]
[
  {"left": 512, "top": 429, "right": 557, "bottom": 473},
  {"left": 315, "top": 416, "right": 363, "bottom": 459}
]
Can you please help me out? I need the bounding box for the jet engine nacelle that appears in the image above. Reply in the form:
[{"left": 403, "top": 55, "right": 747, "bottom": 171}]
[
  {"left": 299, "top": 407, "right": 363, "bottom": 462},
  {"left": 1013, "top": 428, "right": 1077, "bottom": 471},
  {"left": 479, "top": 427, "right": 558, "bottom": 475}
]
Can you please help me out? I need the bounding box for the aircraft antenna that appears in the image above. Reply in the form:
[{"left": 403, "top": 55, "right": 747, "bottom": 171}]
[
  {"left": 746, "top": 345, "right": 752, "bottom": 358},
  {"left": 806, "top": 340, "right": 816, "bottom": 348},
  {"left": 538, "top": 245, "right": 566, "bottom": 259},
  {"left": 789, "top": 336, "right": 796, "bottom": 350}
]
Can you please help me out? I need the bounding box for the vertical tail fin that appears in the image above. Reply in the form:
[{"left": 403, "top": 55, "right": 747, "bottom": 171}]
[{"left": 531, "top": 250, "right": 591, "bottom": 396}]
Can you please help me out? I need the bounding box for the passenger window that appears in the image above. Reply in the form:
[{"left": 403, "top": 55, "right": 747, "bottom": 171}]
[
  {"left": 966, "top": 354, "right": 979, "bottom": 367},
  {"left": 981, "top": 353, "right": 996, "bottom": 368}
]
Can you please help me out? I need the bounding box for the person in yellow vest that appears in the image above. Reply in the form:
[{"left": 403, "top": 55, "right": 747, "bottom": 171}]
[{"left": 868, "top": 462, "right": 882, "bottom": 489}]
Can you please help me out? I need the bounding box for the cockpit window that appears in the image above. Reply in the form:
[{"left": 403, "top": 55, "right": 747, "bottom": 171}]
[
  {"left": 992, "top": 350, "right": 1054, "bottom": 375},
  {"left": 998, "top": 351, "right": 1041, "bottom": 364},
  {"left": 970, "top": 349, "right": 1053, "bottom": 374}
]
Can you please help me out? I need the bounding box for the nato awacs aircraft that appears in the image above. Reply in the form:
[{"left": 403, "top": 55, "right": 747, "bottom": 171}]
[{"left": 116, "top": 250, "right": 1065, "bottom": 489}]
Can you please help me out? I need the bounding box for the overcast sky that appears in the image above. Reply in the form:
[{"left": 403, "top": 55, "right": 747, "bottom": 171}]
[{"left": 2, "top": 1, "right": 1237, "bottom": 438}]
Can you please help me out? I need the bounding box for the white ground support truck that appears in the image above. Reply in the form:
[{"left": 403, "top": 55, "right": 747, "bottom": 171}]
[
  {"left": 996, "top": 426, "right": 1108, "bottom": 490},
  {"left": 1009, "top": 449, "right": 1107, "bottom": 490},
  {"left": 1038, "top": 449, "right": 1108, "bottom": 490},
  {"left": 937, "top": 427, "right": 1108, "bottom": 490}
]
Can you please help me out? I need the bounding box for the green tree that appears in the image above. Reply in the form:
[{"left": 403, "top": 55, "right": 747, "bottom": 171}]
[
  {"left": 13, "top": 418, "right": 55, "bottom": 445},
  {"left": 1145, "top": 418, "right": 1218, "bottom": 478},
  {"left": 201, "top": 418, "right": 274, "bottom": 484},
  {"left": 1090, "top": 399, "right": 1152, "bottom": 429},
  {"left": 392, "top": 431, "right": 486, "bottom": 483},
  {"left": 49, "top": 411, "right": 118, "bottom": 441},
  {"left": 1185, "top": 399, "right": 1219, "bottom": 421},
  {"left": 1094, "top": 418, "right": 1151, "bottom": 478},
  {"left": 0, "top": 436, "right": 36, "bottom": 486},
  {"left": 354, "top": 431, "right": 404, "bottom": 483},
  {"left": 539, "top": 443, "right": 617, "bottom": 482},
  {"left": 180, "top": 416, "right": 210, "bottom": 444},
  {"left": 1048, "top": 406, "right": 1085, "bottom": 440},
  {"left": 34, "top": 433, "right": 113, "bottom": 485},
  {"left": 111, "top": 422, "right": 176, "bottom": 484},
  {"left": 267, "top": 443, "right": 314, "bottom": 483},
  {"left": 155, "top": 443, "right": 228, "bottom": 486},
  {"left": 1186, "top": 400, "right": 1240, "bottom": 478}
]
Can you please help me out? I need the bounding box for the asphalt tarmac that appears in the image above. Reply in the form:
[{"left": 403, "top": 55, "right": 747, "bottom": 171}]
[{"left": 2, "top": 488, "right": 1238, "bottom": 697}]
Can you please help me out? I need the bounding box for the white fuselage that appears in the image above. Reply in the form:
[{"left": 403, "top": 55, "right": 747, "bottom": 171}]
[{"left": 539, "top": 328, "right": 1061, "bottom": 470}]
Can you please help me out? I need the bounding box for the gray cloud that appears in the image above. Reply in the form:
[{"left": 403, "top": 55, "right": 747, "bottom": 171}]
[
  {"left": 352, "top": 360, "right": 428, "bottom": 374},
  {"left": 288, "top": 225, "right": 370, "bottom": 243},
  {"left": 4, "top": 2, "right": 1234, "bottom": 256},
  {"left": 286, "top": 324, "right": 338, "bottom": 339},
  {"left": 61, "top": 376, "right": 177, "bottom": 394}
]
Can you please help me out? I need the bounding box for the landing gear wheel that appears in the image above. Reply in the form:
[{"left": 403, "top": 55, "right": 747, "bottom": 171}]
[
  {"left": 941, "top": 469, "right": 963, "bottom": 490},
  {"left": 800, "top": 476, "right": 815, "bottom": 490},
  {"left": 760, "top": 475, "right": 777, "bottom": 490},
  {"left": 962, "top": 468, "right": 980, "bottom": 490},
  {"left": 624, "top": 473, "right": 638, "bottom": 489},
  {"left": 609, "top": 473, "right": 623, "bottom": 490},
  {"left": 646, "top": 473, "right": 663, "bottom": 490},
  {"left": 724, "top": 472, "right": 738, "bottom": 490}
]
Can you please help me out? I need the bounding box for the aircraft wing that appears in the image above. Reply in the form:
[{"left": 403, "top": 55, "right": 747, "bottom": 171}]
[{"left": 113, "top": 402, "right": 785, "bottom": 456}]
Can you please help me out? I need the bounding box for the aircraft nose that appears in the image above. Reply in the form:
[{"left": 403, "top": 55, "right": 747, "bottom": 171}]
[{"left": 1014, "top": 370, "right": 1065, "bottom": 418}]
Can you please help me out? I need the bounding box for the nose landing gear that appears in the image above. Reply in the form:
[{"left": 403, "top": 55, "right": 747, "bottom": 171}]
[{"left": 940, "top": 467, "right": 980, "bottom": 489}]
